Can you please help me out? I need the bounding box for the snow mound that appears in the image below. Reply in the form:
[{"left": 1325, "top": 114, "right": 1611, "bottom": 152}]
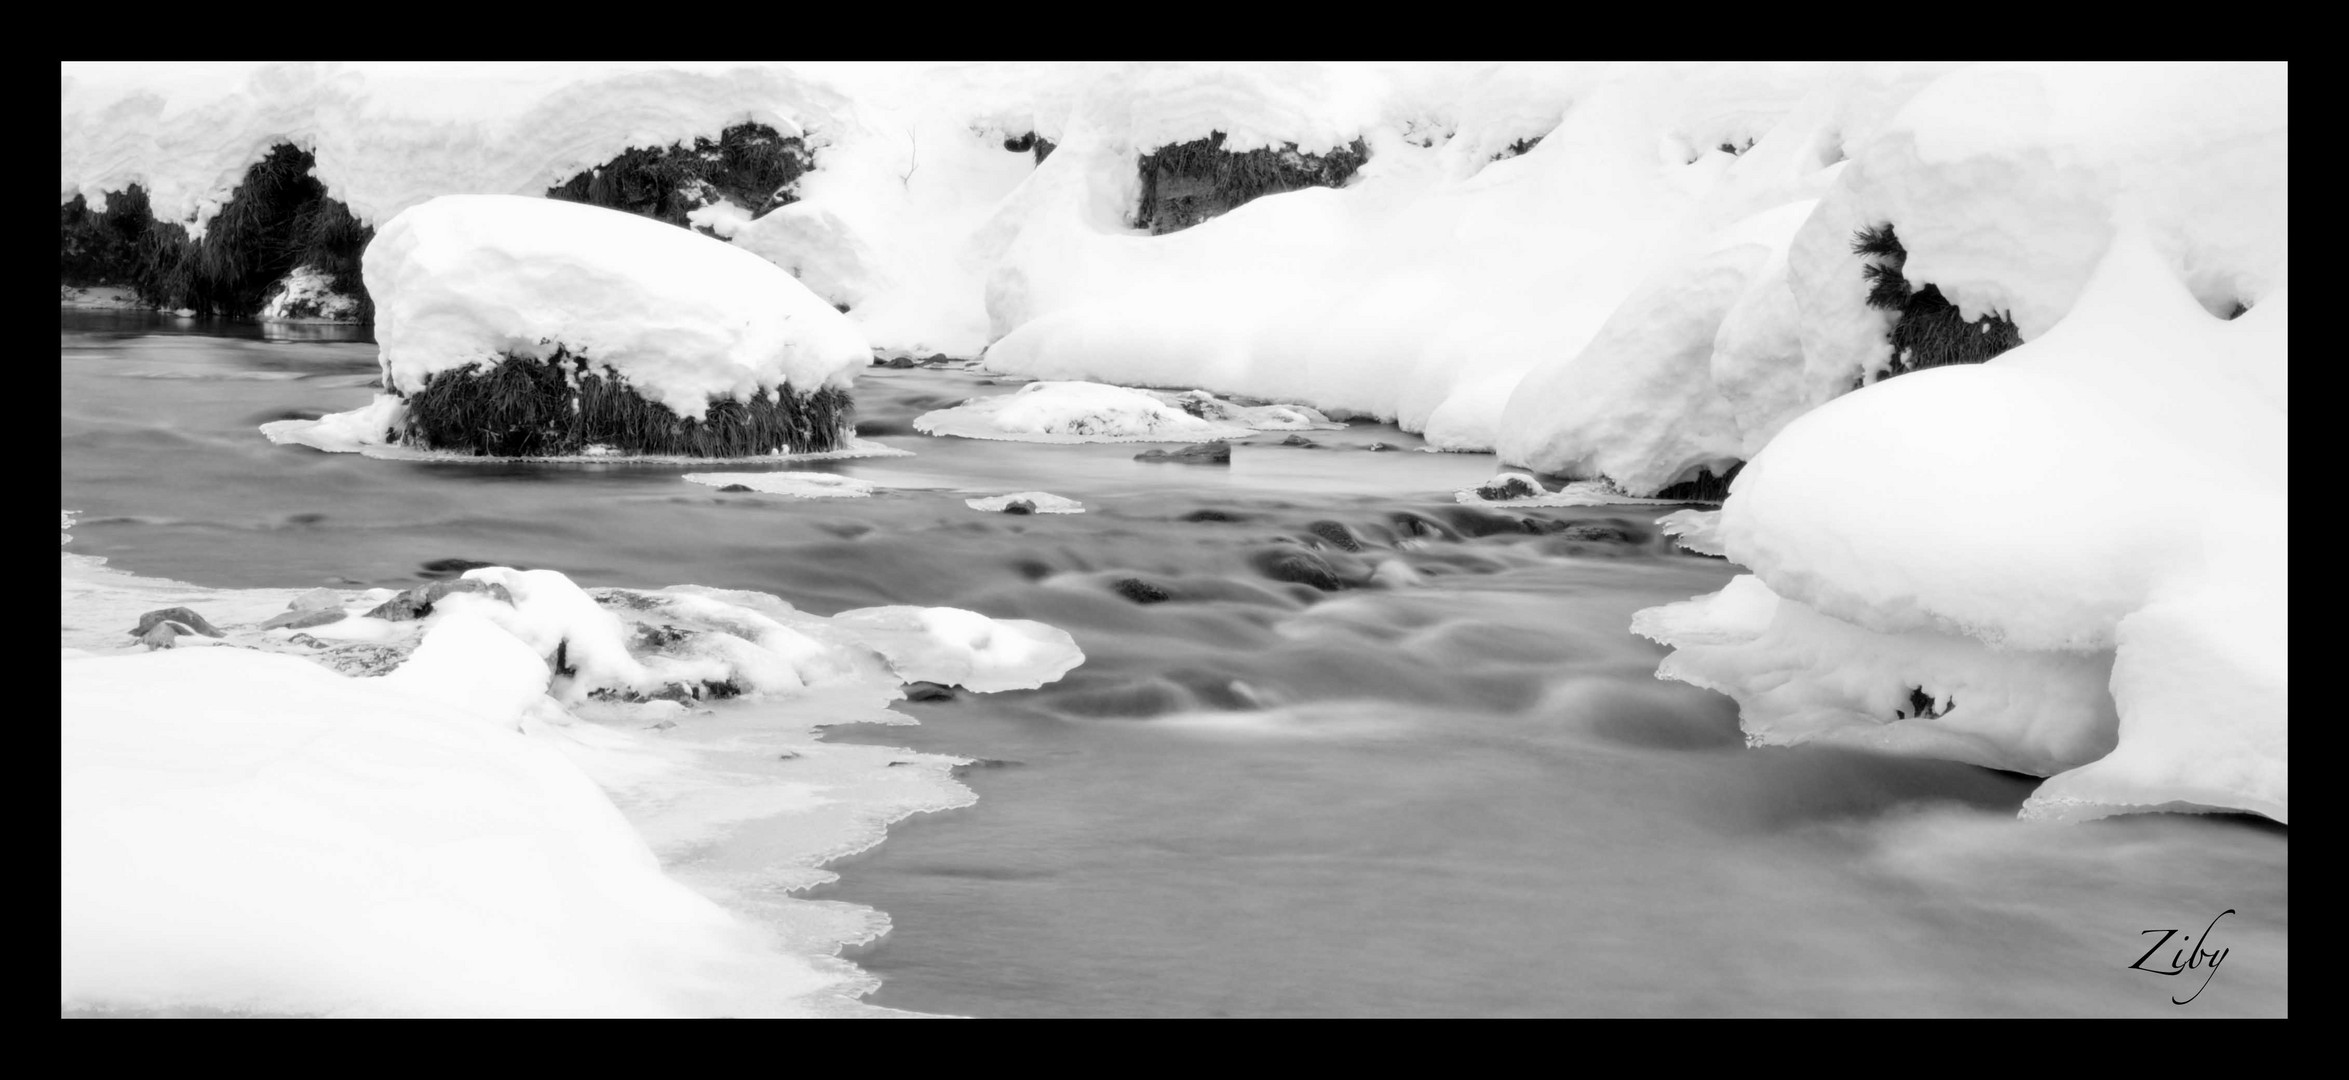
[
  {"left": 684, "top": 472, "right": 877, "bottom": 499},
  {"left": 913, "top": 381, "right": 1267, "bottom": 443},
  {"left": 824, "top": 606, "right": 1085, "bottom": 692},
  {"left": 1636, "top": 223, "right": 2286, "bottom": 823},
  {"left": 965, "top": 492, "right": 1083, "bottom": 513}
]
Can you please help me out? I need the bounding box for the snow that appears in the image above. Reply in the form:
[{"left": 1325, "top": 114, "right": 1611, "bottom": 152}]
[
  {"left": 684, "top": 471, "right": 877, "bottom": 498},
  {"left": 966, "top": 492, "right": 1083, "bottom": 513},
  {"left": 824, "top": 606, "right": 1085, "bottom": 693},
  {"left": 913, "top": 381, "right": 1285, "bottom": 443},
  {"left": 1637, "top": 223, "right": 2286, "bottom": 823},
  {"left": 65, "top": 62, "right": 2281, "bottom": 477},
  {"left": 60, "top": 517, "right": 1085, "bottom": 1015},
  {"left": 258, "top": 264, "right": 362, "bottom": 321},
  {"left": 1656, "top": 509, "right": 1726, "bottom": 556}
]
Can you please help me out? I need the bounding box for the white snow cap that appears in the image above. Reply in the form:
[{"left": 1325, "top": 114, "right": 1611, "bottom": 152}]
[{"left": 367, "top": 194, "right": 871, "bottom": 418}]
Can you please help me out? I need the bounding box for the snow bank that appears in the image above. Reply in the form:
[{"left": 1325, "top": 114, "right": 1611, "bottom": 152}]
[
  {"left": 913, "top": 380, "right": 1330, "bottom": 443},
  {"left": 64, "top": 62, "right": 2284, "bottom": 487},
  {"left": 60, "top": 521, "right": 1084, "bottom": 1015},
  {"left": 1637, "top": 225, "right": 2286, "bottom": 823}
]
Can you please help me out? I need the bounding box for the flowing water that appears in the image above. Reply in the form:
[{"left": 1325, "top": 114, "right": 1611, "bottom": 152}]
[{"left": 59, "top": 312, "right": 2289, "bottom": 1017}]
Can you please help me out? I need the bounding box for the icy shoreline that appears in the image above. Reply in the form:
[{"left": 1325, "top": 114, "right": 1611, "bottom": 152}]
[{"left": 59, "top": 514, "right": 1079, "bottom": 1017}]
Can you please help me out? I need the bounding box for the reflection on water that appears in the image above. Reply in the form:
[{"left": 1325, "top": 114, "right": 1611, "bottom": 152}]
[{"left": 59, "top": 312, "right": 2288, "bottom": 1017}]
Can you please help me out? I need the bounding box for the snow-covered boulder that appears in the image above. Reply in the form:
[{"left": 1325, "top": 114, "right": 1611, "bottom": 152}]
[{"left": 288, "top": 194, "right": 873, "bottom": 458}]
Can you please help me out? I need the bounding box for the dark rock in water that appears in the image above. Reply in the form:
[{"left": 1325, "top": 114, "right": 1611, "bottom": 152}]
[
  {"left": 1181, "top": 508, "right": 1242, "bottom": 523},
  {"left": 1556, "top": 522, "right": 1646, "bottom": 544},
  {"left": 365, "top": 592, "right": 430, "bottom": 621},
  {"left": 1011, "top": 558, "right": 1054, "bottom": 581},
  {"left": 1435, "top": 505, "right": 1538, "bottom": 538},
  {"left": 904, "top": 681, "right": 957, "bottom": 702},
  {"left": 1476, "top": 475, "right": 1542, "bottom": 501},
  {"left": 419, "top": 558, "right": 497, "bottom": 576},
  {"left": 286, "top": 633, "right": 326, "bottom": 648},
  {"left": 1389, "top": 511, "right": 1457, "bottom": 541},
  {"left": 260, "top": 607, "right": 347, "bottom": 631},
  {"left": 1364, "top": 441, "right": 1394, "bottom": 452},
  {"left": 131, "top": 607, "right": 225, "bottom": 639},
  {"left": 877, "top": 356, "right": 918, "bottom": 369},
  {"left": 1280, "top": 434, "right": 1321, "bottom": 448},
  {"left": 719, "top": 483, "right": 755, "bottom": 493},
  {"left": 1251, "top": 549, "right": 1344, "bottom": 591},
  {"left": 922, "top": 354, "right": 953, "bottom": 366},
  {"left": 1113, "top": 577, "right": 1172, "bottom": 604},
  {"left": 1002, "top": 499, "right": 1037, "bottom": 515},
  {"left": 1307, "top": 520, "right": 1362, "bottom": 552},
  {"left": 1134, "top": 442, "right": 1230, "bottom": 465}
]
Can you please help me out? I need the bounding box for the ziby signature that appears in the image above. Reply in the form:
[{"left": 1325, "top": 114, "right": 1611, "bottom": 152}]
[{"left": 2129, "top": 909, "right": 2233, "bottom": 1005}]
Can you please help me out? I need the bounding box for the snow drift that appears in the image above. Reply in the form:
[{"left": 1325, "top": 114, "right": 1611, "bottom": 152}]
[
  {"left": 60, "top": 523, "right": 1083, "bottom": 1016},
  {"left": 1635, "top": 224, "right": 2286, "bottom": 823}
]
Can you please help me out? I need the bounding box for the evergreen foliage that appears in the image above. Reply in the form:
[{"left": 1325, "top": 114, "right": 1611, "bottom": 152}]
[
  {"left": 60, "top": 145, "right": 375, "bottom": 318},
  {"left": 1653, "top": 461, "right": 1743, "bottom": 503},
  {"left": 1850, "top": 223, "right": 2022, "bottom": 384},
  {"left": 396, "top": 347, "right": 853, "bottom": 458},
  {"left": 1133, "top": 132, "right": 1370, "bottom": 235},
  {"left": 547, "top": 123, "right": 811, "bottom": 228}
]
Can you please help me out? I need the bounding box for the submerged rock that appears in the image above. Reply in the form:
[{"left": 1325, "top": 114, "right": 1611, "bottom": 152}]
[
  {"left": 904, "top": 681, "right": 957, "bottom": 702},
  {"left": 259, "top": 607, "right": 347, "bottom": 631},
  {"left": 719, "top": 483, "right": 755, "bottom": 493},
  {"left": 1555, "top": 522, "right": 1647, "bottom": 544},
  {"left": 1252, "top": 549, "right": 1345, "bottom": 591},
  {"left": 1307, "top": 521, "right": 1362, "bottom": 552},
  {"left": 1134, "top": 442, "right": 1231, "bottom": 465},
  {"left": 1113, "top": 577, "right": 1173, "bottom": 604},
  {"left": 1279, "top": 434, "right": 1322, "bottom": 448}
]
